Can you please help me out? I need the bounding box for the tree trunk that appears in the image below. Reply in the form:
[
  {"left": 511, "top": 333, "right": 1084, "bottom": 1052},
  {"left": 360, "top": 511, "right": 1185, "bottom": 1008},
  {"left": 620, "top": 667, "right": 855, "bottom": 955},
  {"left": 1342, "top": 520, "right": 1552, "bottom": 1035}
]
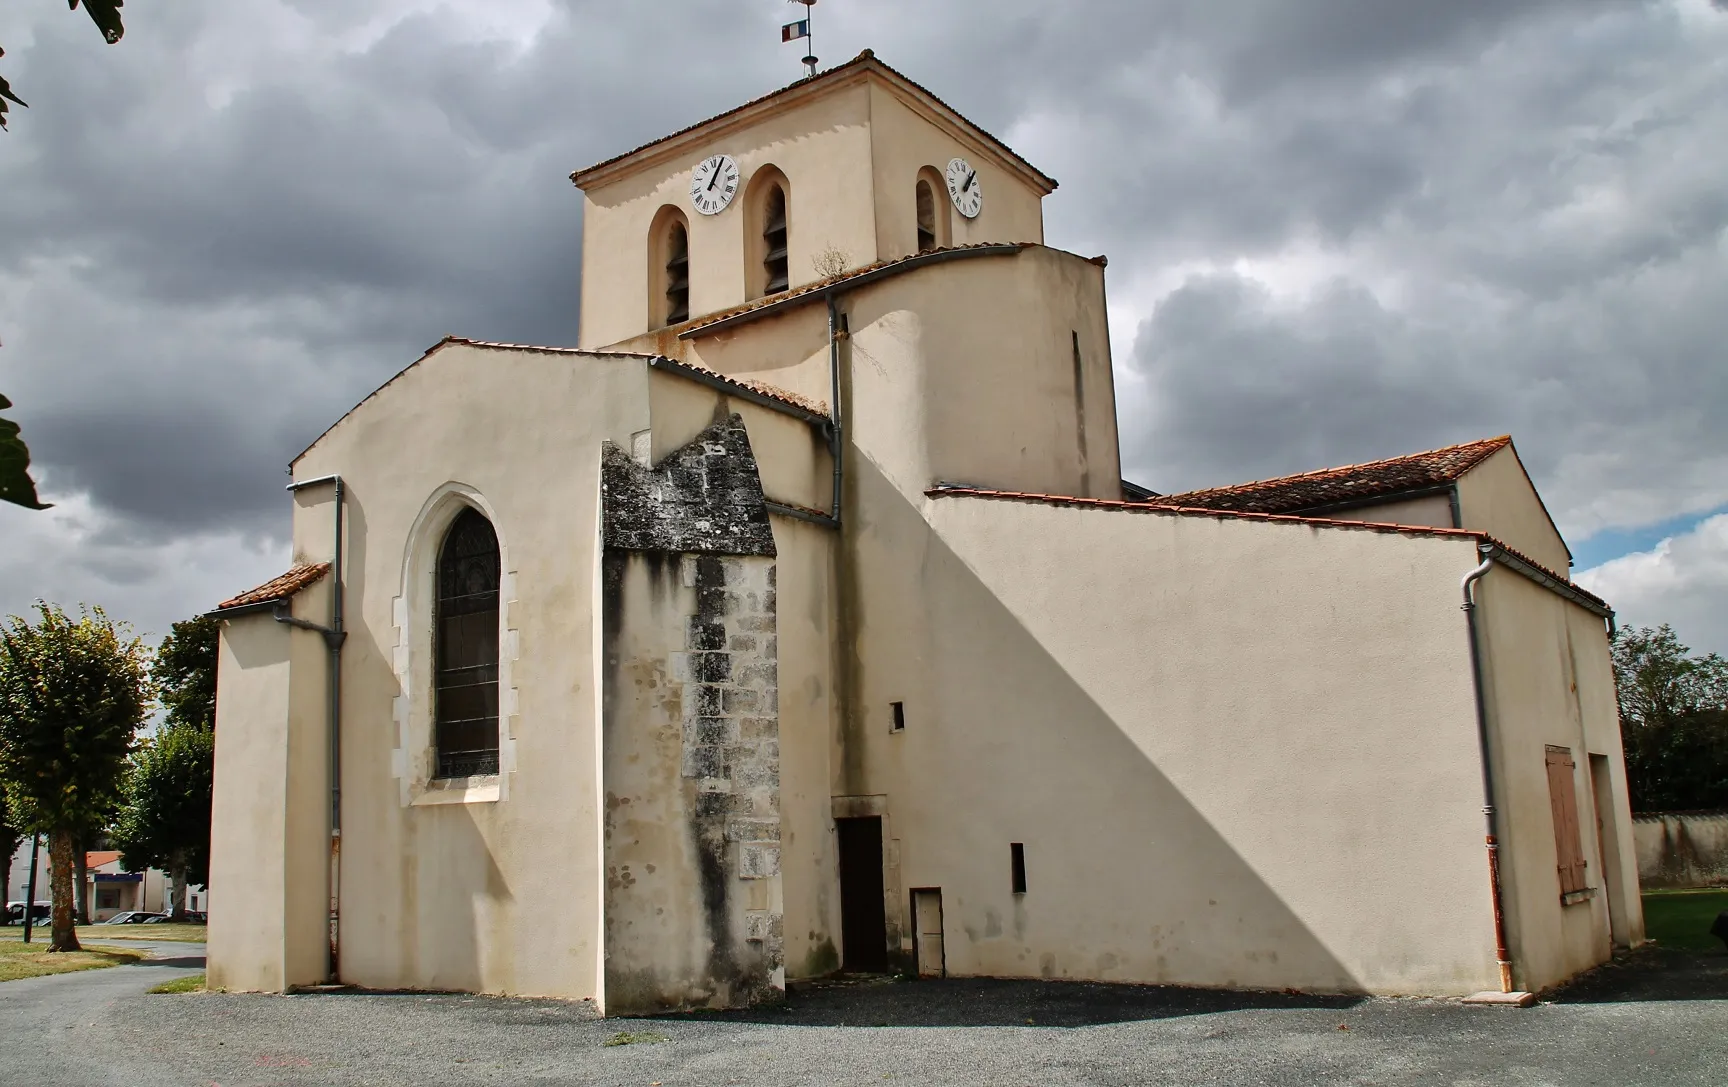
[
  {"left": 47, "top": 827, "right": 80, "bottom": 952},
  {"left": 74, "top": 843, "right": 89, "bottom": 925},
  {"left": 168, "top": 856, "right": 188, "bottom": 920}
]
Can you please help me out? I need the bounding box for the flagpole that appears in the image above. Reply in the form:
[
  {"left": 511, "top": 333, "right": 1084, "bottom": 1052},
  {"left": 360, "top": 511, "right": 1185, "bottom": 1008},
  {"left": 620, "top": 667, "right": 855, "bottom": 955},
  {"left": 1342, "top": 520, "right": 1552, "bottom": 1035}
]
[{"left": 797, "top": 0, "right": 817, "bottom": 78}]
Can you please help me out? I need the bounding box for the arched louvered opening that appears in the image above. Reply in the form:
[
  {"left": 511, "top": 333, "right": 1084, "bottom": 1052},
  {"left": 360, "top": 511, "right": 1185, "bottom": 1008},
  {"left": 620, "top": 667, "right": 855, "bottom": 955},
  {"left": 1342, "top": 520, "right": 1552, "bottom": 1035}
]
[
  {"left": 916, "top": 179, "right": 937, "bottom": 253},
  {"left": 665, "top": 220, "right": 690, "bottom": 324},
  {"left": 762, "top": 184, "right": 789, "bottom": 294},
  {"left": 434, "top": 507, "right": 500, "bottom": 778}
]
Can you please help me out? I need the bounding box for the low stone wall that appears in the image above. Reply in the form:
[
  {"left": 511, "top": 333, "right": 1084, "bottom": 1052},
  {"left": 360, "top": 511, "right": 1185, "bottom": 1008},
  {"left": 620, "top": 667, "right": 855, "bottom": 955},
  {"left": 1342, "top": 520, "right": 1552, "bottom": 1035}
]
[{"left": 1632, "top": 811, "right": 1728, "bottom": 888}]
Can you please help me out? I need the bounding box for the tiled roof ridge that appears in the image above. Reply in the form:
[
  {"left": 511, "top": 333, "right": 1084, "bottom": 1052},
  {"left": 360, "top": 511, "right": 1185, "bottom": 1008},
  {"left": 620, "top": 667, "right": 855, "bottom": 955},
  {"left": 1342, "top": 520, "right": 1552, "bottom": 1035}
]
[
  {"left": 216, "top": 562, "right": 332, "bottom": 612},
  {"left": 571, "top": 50, "right": 1056, "bottom": 191},
  {"left": 923, "top": 484, "right": 1604, "bottom": 611},
  {"left": 660, "top": 358, "right": 829, "bottom": 417},
  {"left": 679, "top": 241, "right": 1031, "bottom": 336},
  {"left": 442, "top": 336, "right": 659, "bottom": 359},
  {"left": 1164, "top": 436, "right": 1512, "bottom": 505}
]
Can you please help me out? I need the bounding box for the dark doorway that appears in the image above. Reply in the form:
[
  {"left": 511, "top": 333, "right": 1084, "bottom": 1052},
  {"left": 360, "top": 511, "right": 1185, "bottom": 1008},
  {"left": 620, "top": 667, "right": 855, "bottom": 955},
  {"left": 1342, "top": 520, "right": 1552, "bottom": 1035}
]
[{"left": 836, "top": 817, "right": 888, "bottom": 972}]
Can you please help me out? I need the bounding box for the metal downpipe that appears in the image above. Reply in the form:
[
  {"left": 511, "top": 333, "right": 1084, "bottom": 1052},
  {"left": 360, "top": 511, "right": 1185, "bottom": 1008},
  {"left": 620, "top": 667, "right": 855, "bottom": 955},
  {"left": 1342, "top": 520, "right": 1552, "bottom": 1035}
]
[
  {"left": 1461, "top": 553, "right": 1515, "bottom": 993},
  {"left": 826, "top": 292, "right": 844, "bottom": 524},
  {"left": 286, "top": 473, "right": 345, "bottom": 984}
]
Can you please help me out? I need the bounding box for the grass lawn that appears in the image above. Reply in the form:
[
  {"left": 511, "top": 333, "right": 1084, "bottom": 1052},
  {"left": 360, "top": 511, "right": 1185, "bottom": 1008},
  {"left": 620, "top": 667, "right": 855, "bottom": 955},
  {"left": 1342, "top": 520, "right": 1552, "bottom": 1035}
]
[
  {"left": 147, "top": 973, "right": 205, "bottom": 994},
  {"left": 1642, "top": 889, "right": 1728, "bottom": 952},
  {"left": 0, "top": 939, "right": 142, "bottom": 983},
  {"left": 0, "top": 923, "right": 207, "bottom": 944}
]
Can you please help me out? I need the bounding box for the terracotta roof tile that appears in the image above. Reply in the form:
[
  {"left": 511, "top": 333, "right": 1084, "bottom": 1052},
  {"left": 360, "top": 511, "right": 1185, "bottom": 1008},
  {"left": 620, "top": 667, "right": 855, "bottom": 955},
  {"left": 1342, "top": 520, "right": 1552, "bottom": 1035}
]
[
  {"left": 571, "top": 51, "right": 1056, "bottom": 192},
  {"left": 1161, "top": 437, "right": 1512, "bottom": 515},
  {"left": 679, "top": 242, "right": 1029, "bottom": 337},
  {"left": 216, "top": 563, "right": 331, "bottom": 612},
  {"left": 85, "top": 851, "right": 121, "bottom": 870}
]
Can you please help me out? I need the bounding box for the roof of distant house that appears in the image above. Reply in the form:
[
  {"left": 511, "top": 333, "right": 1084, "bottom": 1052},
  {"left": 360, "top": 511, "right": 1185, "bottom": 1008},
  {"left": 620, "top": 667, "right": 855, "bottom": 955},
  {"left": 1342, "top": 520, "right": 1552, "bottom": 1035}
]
[
  {"left": 571, "top": 50, "right": 1057, "bottom": 192},
  {"left": 1160, "top": 436, "right": 1513, "bottom": 516},
  {"left": 85, "top": 851, "right": 121, "bottom": 871},
  {"left": 215, "top": 563, "right": 331, "bottom": 613}
]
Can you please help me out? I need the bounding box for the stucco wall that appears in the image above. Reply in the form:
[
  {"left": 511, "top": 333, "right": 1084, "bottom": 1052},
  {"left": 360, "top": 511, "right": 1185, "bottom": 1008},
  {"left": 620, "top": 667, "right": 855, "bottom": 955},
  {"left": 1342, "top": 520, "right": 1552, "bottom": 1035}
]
[
  {"left": 1456, "top": 447, "right": 1571, "bottom": 573},
  {"left": 208, "top": 581, "right": 332, "bottom": 993},
  {"left": 578, "top": 80, "right": 877, "bottom": 349},
  {"left": 865, "top": 81, "right": 1046, "bottom": 262},
  {"left": 1473, "top": 565, "right": 1642, "bottom": 991},
  {"left": 1633, "top": 811, "right": 1728, "bottom": 888},
  {"left": 1323, "top": 492, "right": 1454, "bottom": 530},
  {"left": 278, "top": 341, "right": 653, "bottom": 1002},
  {"left": 879, "top": 494, "right": 1505, "bottom": 995}
]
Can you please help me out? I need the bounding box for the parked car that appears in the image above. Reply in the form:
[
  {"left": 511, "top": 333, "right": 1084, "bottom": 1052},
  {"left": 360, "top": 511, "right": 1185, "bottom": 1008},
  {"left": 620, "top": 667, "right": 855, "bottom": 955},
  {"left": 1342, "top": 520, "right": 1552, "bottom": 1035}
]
[
  {"left": 98, "top": 911, "right": 162, "bottom": 925},
  {"left": 3, "top": 902, "right": 50, "bottom": 925}
]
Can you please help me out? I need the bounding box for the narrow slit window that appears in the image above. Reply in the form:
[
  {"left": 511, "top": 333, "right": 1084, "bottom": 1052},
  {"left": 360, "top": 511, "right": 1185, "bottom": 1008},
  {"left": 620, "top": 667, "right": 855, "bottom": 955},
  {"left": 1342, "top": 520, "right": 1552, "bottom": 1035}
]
[
  {"left": 916, "top": 180, "right": 937, "bottom": 253},
  {"left": 891, "top": 701, "right": 905, "bottom": 732},
  {"left": 1010, "top": 843, "right": 1027, "bottom": 894},
  {"left": 763, "top": 185, "right": 789, "bottom": 294},
  {"left": 665, "top": 221, "right": 690, "bottom": 325},
  {"left": 435, "top": 507, "right": 501, "bottom": 779}
]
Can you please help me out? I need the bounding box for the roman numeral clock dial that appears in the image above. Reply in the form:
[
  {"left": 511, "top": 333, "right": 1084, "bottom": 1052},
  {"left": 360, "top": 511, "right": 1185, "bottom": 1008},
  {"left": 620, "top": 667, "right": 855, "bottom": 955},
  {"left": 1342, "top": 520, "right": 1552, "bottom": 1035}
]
[
  {"left": 946, "top": 156, "right": 983, "bottom": 219},
  {"left": 690, "top": 154, "right": 740, "bottom": 216}
]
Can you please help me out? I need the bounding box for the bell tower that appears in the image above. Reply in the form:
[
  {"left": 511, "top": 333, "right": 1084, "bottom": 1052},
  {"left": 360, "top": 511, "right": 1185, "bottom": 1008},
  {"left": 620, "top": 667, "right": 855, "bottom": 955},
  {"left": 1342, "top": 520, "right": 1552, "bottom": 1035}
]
[{"left": 570, "top": 51, "right": 1058, "bottom": 351}]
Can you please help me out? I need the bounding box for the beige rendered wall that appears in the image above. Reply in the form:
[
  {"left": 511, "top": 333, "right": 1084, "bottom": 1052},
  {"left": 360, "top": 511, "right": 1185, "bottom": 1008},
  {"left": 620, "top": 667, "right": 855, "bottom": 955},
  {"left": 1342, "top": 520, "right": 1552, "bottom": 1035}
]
[
  {"left": 208, "top": 582, "right": 333, "bottom": 993},
  {"left": 287, "top": 341, "right": 652, "bottom": 1004},
  {"left": 1321, "top": 492, "right": 1454, "bottom": 530},
  {"left": 578, "top": 81, "right": 877, "bottom": 350},
  {"left": 1455, "top": 447, "right": 1571, "bottom": 573},
  {"left": 868, "top": 496, "right": 1503, "bottom": 994},
  {"left": 641, "top": 371, "right": 841, "bottom": 979},
  {"left": 619, "top": 246, "right": 1121, "bottom": 504},
  {"left": 865, "top": 81, "right": 1046, "bottom": 262},
  {"left": 1474, "top": 565, "right": 1643, "bottom": 991}
]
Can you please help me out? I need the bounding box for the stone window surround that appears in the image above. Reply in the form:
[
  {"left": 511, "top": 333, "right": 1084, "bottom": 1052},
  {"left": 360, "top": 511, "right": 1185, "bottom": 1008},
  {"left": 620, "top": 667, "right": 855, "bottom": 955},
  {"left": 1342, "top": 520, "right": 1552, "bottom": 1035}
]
[{"left": 392, "top": 483, "right": 520, "bottom": 807}]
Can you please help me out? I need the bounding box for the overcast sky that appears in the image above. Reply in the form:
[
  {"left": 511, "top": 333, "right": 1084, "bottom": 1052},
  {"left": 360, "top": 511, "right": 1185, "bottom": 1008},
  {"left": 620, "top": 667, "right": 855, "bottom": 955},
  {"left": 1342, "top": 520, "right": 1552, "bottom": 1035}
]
[{"left": 1, "top": 0, "right": 1725, "bottom": 657}]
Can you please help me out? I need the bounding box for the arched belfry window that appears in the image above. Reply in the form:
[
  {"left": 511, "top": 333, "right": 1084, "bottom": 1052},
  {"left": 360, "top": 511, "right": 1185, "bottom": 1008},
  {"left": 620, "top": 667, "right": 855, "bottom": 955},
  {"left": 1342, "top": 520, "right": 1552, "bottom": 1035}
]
[
  {"left": 649, "top": 206, "right": 692, "bottom": 329},
  {"left": 762, "top": 184, "right": 789, "bottom": 294},
  {"left": 435, "top": 507, "right": 500, "bottom": 778},
  {"left": 916, "top": 180, "right": 937, "bottom": 253},
  {"left": 915, "top": 167, "right": 950, "bottom": 253}
]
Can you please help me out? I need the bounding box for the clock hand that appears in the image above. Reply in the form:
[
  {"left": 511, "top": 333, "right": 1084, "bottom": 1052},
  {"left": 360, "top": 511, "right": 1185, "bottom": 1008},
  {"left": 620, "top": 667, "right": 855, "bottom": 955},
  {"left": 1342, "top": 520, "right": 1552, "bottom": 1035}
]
[
  {"left": 963, "top": 170, "right": 976, "bottom": 193},
  {"left": 707, "top": 164, "right": 721, "bottom": 192}
]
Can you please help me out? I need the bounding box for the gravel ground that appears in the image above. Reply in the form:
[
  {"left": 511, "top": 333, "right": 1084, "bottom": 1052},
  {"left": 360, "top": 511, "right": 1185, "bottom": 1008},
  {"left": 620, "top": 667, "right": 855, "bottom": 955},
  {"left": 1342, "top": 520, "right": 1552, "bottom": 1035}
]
[{"left": 0, "top": 944, "right": 1722, "bottom": 1086}]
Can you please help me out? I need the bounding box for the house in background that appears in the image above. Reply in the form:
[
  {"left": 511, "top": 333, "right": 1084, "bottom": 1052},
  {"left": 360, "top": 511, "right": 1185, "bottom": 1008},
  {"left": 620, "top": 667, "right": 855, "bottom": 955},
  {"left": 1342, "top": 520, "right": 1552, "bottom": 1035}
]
[
  {"left": 207, "top": 51, "right": 1641, "bottom": 1012},
  {"left": 5, "top": 842, "right": 209, "bottom": 921}
]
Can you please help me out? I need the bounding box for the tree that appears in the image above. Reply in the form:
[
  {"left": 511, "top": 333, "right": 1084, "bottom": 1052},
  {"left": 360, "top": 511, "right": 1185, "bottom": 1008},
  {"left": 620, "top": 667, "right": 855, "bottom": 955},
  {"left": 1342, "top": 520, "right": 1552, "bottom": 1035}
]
[
  {"left": 152, "top": 616, "right": 218, "bottom": 732},
  {"left": 112, "top": 725, "right": 213, "bottom": 920},
  {"left": 0, "top": 604, "right": 148, "bottom": 951},
  {"left": 0, "top": 2, "right": 124, "bottom": 131},
  {"left": 1611, "top": 624, "right": 1728, "bottom": 812},
  {"left": 1, "top": 394, "right": 50, "bottom": 511}
]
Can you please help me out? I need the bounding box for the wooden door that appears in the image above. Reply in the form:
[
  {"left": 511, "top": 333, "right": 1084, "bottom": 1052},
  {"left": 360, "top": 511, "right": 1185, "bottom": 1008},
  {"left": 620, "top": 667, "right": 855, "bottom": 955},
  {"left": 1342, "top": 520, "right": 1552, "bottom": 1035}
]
[{"left": 912, "top": 888, "right": 944, "bottom": 978}]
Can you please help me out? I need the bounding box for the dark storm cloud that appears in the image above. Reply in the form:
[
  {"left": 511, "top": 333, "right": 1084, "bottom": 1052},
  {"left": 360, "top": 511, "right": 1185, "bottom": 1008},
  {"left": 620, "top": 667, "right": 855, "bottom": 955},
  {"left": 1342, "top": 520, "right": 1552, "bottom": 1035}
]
[{"left": 1, "top": 0, "right": 1725, "bottom": 649}]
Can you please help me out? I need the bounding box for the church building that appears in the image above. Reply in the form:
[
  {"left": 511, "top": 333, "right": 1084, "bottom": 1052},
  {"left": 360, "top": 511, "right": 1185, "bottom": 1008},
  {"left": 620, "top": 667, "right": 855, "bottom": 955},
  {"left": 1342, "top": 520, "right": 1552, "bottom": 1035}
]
[{"left": 206, "top": 52, "right": 1643, "bottom": 1012}]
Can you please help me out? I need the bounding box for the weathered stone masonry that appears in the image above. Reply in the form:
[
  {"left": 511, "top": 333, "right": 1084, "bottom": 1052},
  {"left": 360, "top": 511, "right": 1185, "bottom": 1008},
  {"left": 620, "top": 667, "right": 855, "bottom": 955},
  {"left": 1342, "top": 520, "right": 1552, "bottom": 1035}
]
[{"left": 600, "top": 415, "right": 783, "bottom": 1012}]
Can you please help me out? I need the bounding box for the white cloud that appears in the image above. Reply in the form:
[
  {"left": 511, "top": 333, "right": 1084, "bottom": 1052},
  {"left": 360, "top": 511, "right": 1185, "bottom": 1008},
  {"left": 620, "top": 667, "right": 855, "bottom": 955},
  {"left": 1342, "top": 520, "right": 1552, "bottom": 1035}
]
[{"left": 1577, "top": 514, "right": 1728, "bottom": 657}]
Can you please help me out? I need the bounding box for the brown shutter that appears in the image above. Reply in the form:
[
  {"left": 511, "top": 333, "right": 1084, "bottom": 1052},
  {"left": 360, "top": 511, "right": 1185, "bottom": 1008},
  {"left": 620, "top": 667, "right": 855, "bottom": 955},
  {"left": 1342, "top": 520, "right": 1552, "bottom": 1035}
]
[{"left": 1545, "top": 746, "right": 1587, "bottom": 895}]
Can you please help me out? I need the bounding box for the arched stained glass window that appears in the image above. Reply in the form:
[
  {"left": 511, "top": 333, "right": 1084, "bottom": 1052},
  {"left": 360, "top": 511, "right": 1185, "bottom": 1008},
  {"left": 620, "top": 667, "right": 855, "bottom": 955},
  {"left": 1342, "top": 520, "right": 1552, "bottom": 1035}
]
[{"left": 435, "top": 507, "right": 500, "bottom": 778}]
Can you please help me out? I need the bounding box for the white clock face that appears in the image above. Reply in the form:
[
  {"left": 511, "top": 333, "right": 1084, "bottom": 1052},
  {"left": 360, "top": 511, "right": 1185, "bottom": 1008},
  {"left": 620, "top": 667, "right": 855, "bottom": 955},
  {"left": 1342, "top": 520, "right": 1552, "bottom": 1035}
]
[
  {"left": 945, "top": 157, "right": 983, "bottom": 219},
  {"left": 690, "top": 154, "right": 740, "bottom": 216}
]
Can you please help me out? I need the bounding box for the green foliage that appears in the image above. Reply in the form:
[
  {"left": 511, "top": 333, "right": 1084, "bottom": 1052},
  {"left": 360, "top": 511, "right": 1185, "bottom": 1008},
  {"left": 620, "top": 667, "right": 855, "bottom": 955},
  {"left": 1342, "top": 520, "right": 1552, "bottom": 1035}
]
[
  {"left": 1612, "top": 625, "right": 1728, "bottom": 812},
  {"left": 112, "top": 723, "right": 215, "bottom": 900},
  {"left": 0, "top": 395, "right": 50, "bottom": 511},
  {"left": 0, "top": 603, "right": 149, "bottom": 949},
  {"left": 1, "top": 2, "right": 126, "bottom": 131},
  {"left": 153, "top": 615, "right": 218, "bottom": 731}
]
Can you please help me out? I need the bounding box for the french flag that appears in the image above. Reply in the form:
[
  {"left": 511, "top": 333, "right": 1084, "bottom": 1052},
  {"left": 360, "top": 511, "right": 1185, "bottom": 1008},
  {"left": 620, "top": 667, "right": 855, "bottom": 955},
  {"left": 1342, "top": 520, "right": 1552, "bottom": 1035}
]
[{"left": 782, "top": 19, "right": 809, "bottom": 43}]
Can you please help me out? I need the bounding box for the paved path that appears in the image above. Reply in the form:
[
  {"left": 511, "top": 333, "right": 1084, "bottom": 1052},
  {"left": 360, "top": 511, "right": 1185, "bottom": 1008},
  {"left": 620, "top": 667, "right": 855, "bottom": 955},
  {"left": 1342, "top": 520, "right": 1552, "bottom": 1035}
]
[{"left": 0, "top": 945, "right": 1722, "bottom": 1085}]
